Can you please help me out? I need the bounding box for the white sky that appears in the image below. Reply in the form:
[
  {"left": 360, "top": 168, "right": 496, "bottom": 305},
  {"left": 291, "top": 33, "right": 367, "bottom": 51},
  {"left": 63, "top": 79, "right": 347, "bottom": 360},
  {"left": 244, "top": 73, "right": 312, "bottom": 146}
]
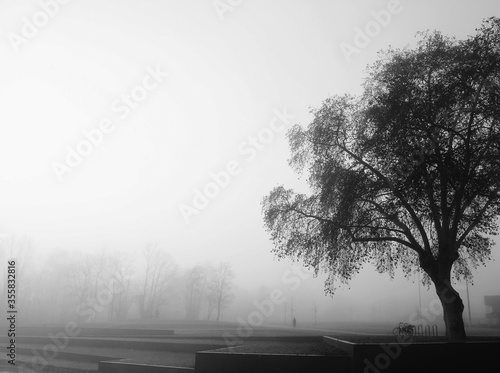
[{"left": 0, "top": 0, "right": 499, "bottom": 317}]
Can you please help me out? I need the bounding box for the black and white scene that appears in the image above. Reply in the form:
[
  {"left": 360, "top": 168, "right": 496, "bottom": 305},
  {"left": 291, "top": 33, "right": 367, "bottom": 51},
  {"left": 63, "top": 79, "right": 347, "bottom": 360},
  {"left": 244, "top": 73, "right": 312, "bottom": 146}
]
[{"left": 0, "top": 1, "right": 500, "bottom": 372}]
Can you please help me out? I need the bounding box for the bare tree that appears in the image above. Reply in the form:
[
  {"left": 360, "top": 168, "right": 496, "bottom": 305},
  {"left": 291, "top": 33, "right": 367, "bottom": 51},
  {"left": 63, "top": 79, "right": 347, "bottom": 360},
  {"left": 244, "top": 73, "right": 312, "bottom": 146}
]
[
  {"left": 32, "top": 248, "right": 71, "bottom": 324},
  {"left": 140, "top": 242, "right": 177, "bottom": 319},
  {"left": 65, "top": 253, "right": 96, "bottom": 321},
  {"left": 208, "top": 262, "right": 235, "bottom": 321},
  {"left": 184, "top": 264, "right": 209, "bottom": 320},
  {"left": 90, "top": 250, "right": 108, "bottom": 315},
  {"left": 204, "top": 264, "right": 216, "bottom": 320},
  {"left": 107, "top": 251, "right": 134, "bottom": 320},
  {"left": 66, "top": 253, "right": 92, "bottom": 304},
  {"left": 65, "top": 251, "right": 109, "bottom": 322}
]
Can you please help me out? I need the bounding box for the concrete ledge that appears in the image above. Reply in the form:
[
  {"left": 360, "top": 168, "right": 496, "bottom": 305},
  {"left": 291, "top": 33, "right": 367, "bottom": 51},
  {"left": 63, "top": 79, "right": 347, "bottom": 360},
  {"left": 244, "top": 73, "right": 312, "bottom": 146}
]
[
  {"left": 98, "top": 360, "right": 194, "bottom": 373},
  {"left": 9, "top": 359, "right": 96, "bottom": 373},
  {"left": 19, "top": 365, "right": 94, "bottom": 373},
  {"left": 324, "top": 336, "right": 500, "bottom": 373},
  {"left": 18, "top": 327, "right": 174, "bottom": 338},
  {"left": 14, "top": 336, "right": 225, "bottom": 353},
  {"left": 323, "top": 336, "right": 356, "bottom": 356},
  {"left": 194, "top": 350, "right": 350, "bottom": 373},
  {"left": 236, "top": 335, "right": 323, "bottom": 342},
  {"left": 16, "top": 347, "right": 120, "bottom": 363}
]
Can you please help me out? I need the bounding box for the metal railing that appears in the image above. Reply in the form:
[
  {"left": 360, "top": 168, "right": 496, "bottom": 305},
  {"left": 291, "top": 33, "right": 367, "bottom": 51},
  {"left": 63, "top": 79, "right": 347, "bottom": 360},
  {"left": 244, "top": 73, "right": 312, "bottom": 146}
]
[{"left": 415, "top": 324, "right": 438, "bottom": 337}]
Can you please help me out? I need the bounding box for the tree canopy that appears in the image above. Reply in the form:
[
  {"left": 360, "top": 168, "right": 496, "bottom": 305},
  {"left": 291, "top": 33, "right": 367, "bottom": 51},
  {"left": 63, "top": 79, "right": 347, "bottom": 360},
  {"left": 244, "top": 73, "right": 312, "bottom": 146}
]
[{"left": 262, "top": 17, "right": 500, "bottom": 340}]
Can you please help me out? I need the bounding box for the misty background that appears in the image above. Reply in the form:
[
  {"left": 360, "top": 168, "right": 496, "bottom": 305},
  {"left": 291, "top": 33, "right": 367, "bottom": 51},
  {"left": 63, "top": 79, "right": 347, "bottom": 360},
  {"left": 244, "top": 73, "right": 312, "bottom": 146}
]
[{"left": 0, "top": 0, "right": 499, "bottom": 330}]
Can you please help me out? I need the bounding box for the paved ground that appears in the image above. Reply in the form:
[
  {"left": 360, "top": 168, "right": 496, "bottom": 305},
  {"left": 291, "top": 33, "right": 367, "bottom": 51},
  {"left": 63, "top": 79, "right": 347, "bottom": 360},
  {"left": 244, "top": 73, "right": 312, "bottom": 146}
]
[{"left": 1, "top": 321, "right": 498, "bottom": 372}]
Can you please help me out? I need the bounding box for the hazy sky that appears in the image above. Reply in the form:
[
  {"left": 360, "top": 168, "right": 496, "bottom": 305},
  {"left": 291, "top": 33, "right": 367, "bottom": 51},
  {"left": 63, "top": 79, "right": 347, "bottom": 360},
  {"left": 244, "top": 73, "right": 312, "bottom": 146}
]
[{"left": 0, "top": 0, "right": 499, "bottom": 319}]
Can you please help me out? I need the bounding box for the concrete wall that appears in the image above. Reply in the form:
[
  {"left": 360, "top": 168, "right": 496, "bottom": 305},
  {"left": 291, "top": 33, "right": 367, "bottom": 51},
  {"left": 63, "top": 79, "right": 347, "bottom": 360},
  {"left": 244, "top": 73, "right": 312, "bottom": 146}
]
[
  {"left": 195, "top": 351, "right": 351, "bottom": 373},
  {"left": 324, "top": 336, "right": 500, "bottom": 373},
  {"left": 98, "top": 360, "right": 194, "bottom": 373}
]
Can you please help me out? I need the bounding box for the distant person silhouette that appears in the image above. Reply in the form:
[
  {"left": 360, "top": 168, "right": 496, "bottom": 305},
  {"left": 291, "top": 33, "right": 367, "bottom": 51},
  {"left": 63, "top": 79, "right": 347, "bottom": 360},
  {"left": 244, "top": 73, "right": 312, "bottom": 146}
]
[{"left": 293, "top": 317, "right": 296, "bottom": 328}]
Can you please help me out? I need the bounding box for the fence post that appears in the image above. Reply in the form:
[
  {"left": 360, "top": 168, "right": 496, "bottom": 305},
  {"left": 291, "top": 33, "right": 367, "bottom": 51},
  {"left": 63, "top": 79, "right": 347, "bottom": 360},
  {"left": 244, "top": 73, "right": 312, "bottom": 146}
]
[
  {"left": 432, "top": 324, "right": 438, "bottom": 336},
  {"left": 424, "top": 324, "right": 430, "bottom": 336}
]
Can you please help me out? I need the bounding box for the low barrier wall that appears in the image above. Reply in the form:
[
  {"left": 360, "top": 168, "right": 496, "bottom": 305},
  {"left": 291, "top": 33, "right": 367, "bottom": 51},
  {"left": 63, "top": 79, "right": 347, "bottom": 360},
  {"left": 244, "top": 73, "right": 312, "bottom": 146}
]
[
  {"left": 324, "top": 336, "right": 500, "bottom": 373},
  {"left": 195, "top": 350, "right": 350, "bottom": 373},
  {"left": 98, "top": 360, "right": 194, "bottom": 373}
]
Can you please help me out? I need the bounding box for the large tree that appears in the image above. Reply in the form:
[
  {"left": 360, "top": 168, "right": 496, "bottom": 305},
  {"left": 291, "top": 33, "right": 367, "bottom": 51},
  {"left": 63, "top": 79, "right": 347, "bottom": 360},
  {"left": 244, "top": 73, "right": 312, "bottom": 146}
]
[{"left": 262, "top": 18, "right": 500, "bottom": 341}]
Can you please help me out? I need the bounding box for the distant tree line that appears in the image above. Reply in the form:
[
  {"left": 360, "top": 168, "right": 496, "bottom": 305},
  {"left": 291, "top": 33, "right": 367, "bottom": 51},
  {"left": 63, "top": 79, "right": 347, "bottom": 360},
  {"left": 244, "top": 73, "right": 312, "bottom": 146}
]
[{"left": 0, "top": 235, "right": 235, "bottom": 325}]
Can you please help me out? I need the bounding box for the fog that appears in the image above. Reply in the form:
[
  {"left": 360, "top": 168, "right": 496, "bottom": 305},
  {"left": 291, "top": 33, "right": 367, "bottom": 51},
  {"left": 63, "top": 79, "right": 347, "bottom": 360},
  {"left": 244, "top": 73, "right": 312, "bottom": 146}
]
[{"left": 1, "top": 0, "right": 499, "bottom": 332}]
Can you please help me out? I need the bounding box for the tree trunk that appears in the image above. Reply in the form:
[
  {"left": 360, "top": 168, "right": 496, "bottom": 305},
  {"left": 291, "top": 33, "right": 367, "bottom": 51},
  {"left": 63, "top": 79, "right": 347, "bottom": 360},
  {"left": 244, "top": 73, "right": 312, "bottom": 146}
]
[
  {"left": 216, "top": 299, "right": 222, "bottom": 321},
  {"left": 435, "top": 279, "right": 466, "bottom": 341},
  {"left": 207, "top": 304, "right": 213, "bottom": 320}
]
